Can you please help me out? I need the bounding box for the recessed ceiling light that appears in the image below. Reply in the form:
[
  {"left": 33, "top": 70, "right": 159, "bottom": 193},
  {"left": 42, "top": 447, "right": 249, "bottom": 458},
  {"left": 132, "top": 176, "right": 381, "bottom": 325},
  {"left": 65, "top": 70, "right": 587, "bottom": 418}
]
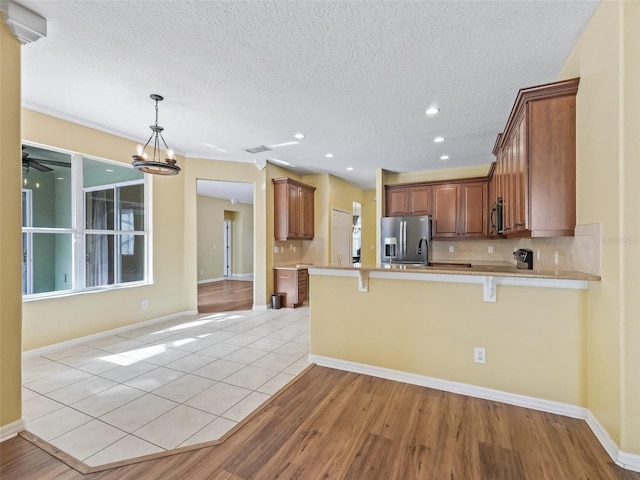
[
  {"left": 434, "top": 136, "right": 445, "bottom": 143},
  {"left": 269, "top": 141, "right": 299, "bottom": 148},
  {"left": 347, "top": 167, "right": 353, "bottom": 171},
  {"left": 56, "top": 177, "right": 64, "bottom": 180},
  {"left": 440, "top": 155, "right": 449, "bottom": 161},
  {"left": 105, "top": 168, "right": 114, "bottom": 172},
  {"left": 294, "top": 133, "right": 305, "bottom": 139},
  {"left": 425, "top": 107, "right": 440, "bottom": 115},
  {"left": 325, "top": 153, "right": 334, "bottom": 158}
]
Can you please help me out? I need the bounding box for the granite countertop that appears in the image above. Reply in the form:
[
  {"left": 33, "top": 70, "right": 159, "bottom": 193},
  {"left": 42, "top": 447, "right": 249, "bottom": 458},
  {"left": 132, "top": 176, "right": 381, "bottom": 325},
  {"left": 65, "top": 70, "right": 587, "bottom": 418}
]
[
  {"left": 273, "top": 265, "right": 310, "bottom": 271},
  {"left": 304, "top": 262, "right": 601, "bottom": 282}
]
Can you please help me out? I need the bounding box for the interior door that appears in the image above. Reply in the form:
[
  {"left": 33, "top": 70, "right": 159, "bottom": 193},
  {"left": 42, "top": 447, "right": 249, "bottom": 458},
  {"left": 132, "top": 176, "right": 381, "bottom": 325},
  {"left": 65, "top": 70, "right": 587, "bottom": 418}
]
[{"left": 331, "top": 208, "right": 351, "bottom": 266}]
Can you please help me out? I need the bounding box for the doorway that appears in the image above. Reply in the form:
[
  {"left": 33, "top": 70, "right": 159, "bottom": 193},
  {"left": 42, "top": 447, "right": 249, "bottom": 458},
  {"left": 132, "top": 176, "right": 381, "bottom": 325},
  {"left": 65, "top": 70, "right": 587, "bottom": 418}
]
[{"left": 196, "top": 180, "right": 254, "bottom": 312}]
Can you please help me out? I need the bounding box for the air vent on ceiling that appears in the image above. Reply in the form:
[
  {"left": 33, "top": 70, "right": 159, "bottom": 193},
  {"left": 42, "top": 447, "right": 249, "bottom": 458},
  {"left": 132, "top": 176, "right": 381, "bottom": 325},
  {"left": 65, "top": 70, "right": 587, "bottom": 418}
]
[{"left": 245, "top": 145, "right": 272, "bottom": 154}]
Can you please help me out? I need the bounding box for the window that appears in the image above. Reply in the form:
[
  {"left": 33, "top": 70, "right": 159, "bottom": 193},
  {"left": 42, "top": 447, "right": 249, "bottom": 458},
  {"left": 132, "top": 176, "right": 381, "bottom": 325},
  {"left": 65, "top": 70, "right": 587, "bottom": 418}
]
[{"left": 21, "top": 145, "right": 148, "bottom": 297}]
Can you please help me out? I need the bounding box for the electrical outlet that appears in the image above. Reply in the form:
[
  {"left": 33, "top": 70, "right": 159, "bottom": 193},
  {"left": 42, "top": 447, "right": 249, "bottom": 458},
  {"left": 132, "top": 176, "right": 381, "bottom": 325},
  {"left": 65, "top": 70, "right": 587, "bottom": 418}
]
[
  {"left": 554, "top": 251, "right": 559, "bottom": 265},
  {"left": 280, "top": 246, "right": 284, "bottom": 253},
  {"left": 293, "top": 246, "right": 296, "bottom": 252},
  {"left": 474, "top": 347, "right": 486, "bottom": 364},
  {"left": 537, "top": 250, "right": 540, "bottom": 261},
  {"left": 448, "top": 245, "right": 454, "bottom": 253},
  {"left": 142, "top": 300, "right": 148, "bottom": 309},
  {"left": 200, "top": 270, "right": 204, "bottom": 275},
  {"left": 212, "top": 244, "right": 216, "bottom": 250},
  {"left": 488, "top": 245, "right": 493, "bottom": 253},
  {"left": 273, "top": 246, "right": 278, "bottom": 254}
]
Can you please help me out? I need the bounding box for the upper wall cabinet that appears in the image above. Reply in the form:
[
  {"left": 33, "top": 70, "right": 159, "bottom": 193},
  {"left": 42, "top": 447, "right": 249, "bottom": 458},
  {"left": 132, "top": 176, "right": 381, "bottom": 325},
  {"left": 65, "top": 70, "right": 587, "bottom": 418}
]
[
  {"left": 432, "top": 180, "right": 488, "bottom": 238},
  {"left": 384, "top": 184, "right": 432, "bottom": 216},
  {"left": 385, "top": 178, "right": 487, "bottom": 238},
  {"left": 273, "top": 177, "right": 316, "bottom": 241},
  {"left": 493, "top": 78, "right": 579, "bottom": 238}
]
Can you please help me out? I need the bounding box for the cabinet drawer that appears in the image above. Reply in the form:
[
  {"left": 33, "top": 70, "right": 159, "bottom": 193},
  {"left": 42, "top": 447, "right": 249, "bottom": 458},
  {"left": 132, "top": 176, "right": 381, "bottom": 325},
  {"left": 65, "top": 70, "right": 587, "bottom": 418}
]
[{"left": 276, "top": 270, "right": 296, "bottom": 281}]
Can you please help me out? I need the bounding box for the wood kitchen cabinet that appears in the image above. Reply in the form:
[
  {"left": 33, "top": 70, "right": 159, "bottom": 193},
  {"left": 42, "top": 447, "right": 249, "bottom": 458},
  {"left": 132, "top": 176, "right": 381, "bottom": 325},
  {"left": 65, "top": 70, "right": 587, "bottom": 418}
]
[
  {"left": 493, "top": 78, "right": 579, "bottom": 237},
  {"left": 273, "top": 178, "right": 316, "bottom": 241},
  {"left": 384, "top": 184, "right": 432, "bottom": 216},
  {"left": 273, "top": 267, "right": 308, "bottom": 308},
  {"left": 432, "top": 180, "right": 488, "bottom": 238}
]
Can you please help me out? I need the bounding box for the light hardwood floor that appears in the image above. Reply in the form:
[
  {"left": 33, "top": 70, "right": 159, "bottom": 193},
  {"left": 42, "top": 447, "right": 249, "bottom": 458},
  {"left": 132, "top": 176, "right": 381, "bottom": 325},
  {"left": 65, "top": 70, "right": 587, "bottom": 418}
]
[
  {"left": 2, "top": 365, "right": 639, "bottom": 480},
  {"left": 198, "top": 280, "right": 253, "bottom": 313}
]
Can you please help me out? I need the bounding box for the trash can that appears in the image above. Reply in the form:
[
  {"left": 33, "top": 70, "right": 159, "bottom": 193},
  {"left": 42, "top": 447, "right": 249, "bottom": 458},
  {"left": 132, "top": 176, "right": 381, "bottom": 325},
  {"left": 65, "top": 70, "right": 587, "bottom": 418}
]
[{"left": 271, "top": 293, "right": 282, "bottom": 310}]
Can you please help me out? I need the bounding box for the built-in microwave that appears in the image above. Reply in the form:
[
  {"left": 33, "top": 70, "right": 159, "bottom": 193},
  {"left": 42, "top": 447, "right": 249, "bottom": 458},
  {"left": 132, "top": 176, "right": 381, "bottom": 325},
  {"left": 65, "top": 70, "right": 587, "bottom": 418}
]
[{"left": 491, "top": 198, "right": 504, "bottom": 233}]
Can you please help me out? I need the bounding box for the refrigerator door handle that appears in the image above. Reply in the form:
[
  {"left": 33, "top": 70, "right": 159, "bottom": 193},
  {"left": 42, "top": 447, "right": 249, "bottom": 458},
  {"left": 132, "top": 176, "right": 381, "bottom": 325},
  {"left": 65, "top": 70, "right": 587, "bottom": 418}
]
[
  {"left": 398, "top": 220, "right": 403, "bottom": 260},
  {"left": 402, "top": 220, "right": 407, "bottom": 260}
]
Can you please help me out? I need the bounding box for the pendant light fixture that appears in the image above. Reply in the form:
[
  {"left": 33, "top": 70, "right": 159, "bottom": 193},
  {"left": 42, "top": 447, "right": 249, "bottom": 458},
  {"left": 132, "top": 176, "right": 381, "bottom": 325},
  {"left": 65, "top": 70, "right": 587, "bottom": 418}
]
[{"left": 131, "top": 94, "right": 181, "bottom": 175}]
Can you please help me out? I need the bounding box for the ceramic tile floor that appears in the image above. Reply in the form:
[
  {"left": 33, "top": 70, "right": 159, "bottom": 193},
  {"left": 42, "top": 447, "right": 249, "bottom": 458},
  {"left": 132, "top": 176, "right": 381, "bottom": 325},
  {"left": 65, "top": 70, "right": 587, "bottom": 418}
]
[{"left": 22, "top": 306, "right": 310, "bottom": 467}]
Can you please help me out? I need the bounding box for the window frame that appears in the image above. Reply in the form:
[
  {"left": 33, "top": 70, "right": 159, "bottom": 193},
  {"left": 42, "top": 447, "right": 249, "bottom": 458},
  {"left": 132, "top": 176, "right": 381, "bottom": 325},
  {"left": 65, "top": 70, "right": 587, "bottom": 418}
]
[{"left": 21, "top": 143, "right": 151, "bottom": 300}]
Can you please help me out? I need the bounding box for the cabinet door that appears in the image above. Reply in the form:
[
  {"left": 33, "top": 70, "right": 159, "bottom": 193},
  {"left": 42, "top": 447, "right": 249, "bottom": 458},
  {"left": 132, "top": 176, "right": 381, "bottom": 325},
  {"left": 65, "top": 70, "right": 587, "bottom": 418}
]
[
  {"left": 298, "top": 269, "right": 308, "bottom": 304},
  {"left": 274, "top": 269, "right": 298, "bottom": 308},
  {"left": 460, "top": 182, "right": 488, "bottom": 237},
  {"left": 287, "top": 184, "right": 300, "bottom": 238},
  {"left": 385, "top": 187, "right": 408, "bottom": 216},
  {"left": 515, "top": 113, "right": 528, "bottom": 232},
  {"left": 299, "top": 187, "right": 314, "bottom": 238},
  {"left": 433, "top": 185, "right": 459, "bottom": 237},
  {"left": 504, "top": 136, "right": 515, "bottom": 233},
  {"left": 409, "top": 186, "right": 432, "bottom": 215}
]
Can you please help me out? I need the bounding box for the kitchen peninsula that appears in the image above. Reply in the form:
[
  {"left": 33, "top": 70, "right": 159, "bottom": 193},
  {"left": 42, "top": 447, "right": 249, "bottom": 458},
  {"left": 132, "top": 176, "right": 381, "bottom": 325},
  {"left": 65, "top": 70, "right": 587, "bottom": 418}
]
[{"left": 307, "top": 262, "right": 599, "bottom": 415}]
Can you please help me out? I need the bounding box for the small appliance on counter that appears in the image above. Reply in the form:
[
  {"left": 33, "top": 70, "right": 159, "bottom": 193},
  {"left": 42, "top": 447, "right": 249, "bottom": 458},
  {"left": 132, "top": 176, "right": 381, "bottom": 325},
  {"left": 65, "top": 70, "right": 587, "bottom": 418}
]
[{"left": 513, "top": 248, "right": 534, "bottom": 269}]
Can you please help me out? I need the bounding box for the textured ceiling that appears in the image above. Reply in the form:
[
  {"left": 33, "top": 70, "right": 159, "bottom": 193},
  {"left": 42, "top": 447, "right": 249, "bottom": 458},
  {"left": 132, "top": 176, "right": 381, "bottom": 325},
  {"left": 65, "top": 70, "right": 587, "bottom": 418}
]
[{"left": 18, "top": 0, "right": 599, "bottom": 190}]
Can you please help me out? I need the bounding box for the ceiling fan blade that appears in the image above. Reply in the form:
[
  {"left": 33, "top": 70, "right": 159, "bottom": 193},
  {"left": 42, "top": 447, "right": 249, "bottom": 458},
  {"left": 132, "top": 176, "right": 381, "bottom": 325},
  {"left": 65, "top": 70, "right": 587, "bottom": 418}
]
[
  {"left": 28, "top": 160, "right": 53, "bottom": 172},
  {"left": 29, "top": 158, "right": 71, "bottom": 168}
]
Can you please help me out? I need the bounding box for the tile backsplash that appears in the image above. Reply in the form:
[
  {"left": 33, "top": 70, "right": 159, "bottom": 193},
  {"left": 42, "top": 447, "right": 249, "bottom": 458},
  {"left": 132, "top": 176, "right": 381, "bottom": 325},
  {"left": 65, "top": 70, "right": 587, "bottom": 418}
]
[
  {"left": 431, "top": 223, "right": 601, "bottom": 275},
  {"left": 273, "top": 237, "right": 325, "bottom": 267},
  {"left": 272, "top": 224, "right": 601, "bottom": 275}
]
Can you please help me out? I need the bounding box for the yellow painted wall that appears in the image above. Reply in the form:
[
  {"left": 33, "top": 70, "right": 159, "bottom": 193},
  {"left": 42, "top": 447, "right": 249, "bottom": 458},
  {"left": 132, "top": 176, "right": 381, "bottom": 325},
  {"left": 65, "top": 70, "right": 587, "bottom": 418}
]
[
  {"left": 384, "top": 164, "right": 492, "bottom": 185},
  {"left": 0, "top": 13, "right": 23, "bottom": 427},
  {"left": 558, "top": 0, "right": 640, "bottom": 453},
  {"left": 310, "top": 275, "right": 587, "bottom": 406},
  {"left": 301, "top": 173, "right": 331, "bottom": 265},
  {"left": 197, "top": 195, "right": 254, "bottom": 280},
  {"left": 21, "top": 110, "right": 191, "bottom": 350},
  {"left": 360, "top": 190, "right": 377, "bottom": 265},
  {"left": 621, "top": 0, "right": 640, "bottom": 453}
]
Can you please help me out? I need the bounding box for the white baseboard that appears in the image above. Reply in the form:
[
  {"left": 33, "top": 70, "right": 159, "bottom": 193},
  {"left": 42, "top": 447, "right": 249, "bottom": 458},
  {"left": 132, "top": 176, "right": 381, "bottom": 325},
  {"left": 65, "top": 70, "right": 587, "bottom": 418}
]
[
  {"left": 586, "top": 411, "right": 640, "bottom": 473},
  {"left": 618, "top": 451, "right": 640, "bottom": 473},
  {"left": 309, "top": 354, "right": 640, "bottom": 473},
  {"left": 197, "top": 277, "right": 225, "bottom": 285},
  {"left": 231, "top": 273, "right": 254, "bottom": 281},
  {"left": 23, "top": 310, "right": 198, "bottom": 358},
  {"left": 253, "top": 304, "right": 269, "bottom": 311},
  {"left": 586, "top": 410, "right": 620, "bottom": 465},
  {"left": 197, "top": 274, "right": 254, "bottom": 284},
  {"left": 0, "top": 418, "right": 24, "bottom": 442}
]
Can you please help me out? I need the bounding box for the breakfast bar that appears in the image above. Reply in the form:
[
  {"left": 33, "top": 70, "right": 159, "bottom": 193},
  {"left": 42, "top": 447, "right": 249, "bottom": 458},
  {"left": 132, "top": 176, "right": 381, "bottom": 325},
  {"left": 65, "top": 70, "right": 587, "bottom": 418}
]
[{"left": 307, "top": 263, "right": 600, "bottom": 411}]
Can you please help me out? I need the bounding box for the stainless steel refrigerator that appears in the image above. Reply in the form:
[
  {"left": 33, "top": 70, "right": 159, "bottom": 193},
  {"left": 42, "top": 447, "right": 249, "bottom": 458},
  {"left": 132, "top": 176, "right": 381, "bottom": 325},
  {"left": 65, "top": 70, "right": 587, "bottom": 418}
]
[{"left": 380, "top": 215, "right": 432, "bottom": 264}]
